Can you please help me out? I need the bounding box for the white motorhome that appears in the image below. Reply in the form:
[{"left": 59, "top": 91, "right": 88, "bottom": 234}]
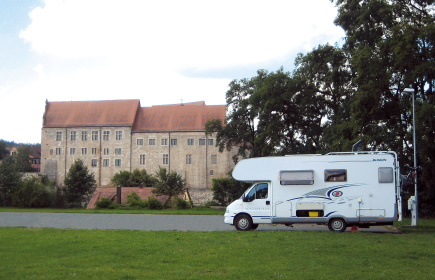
[{"left": 224, "top": 152, "right": 402, "bottom": 232}]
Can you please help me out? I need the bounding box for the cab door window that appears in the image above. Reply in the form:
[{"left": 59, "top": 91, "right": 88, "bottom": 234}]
[{"left": 244, "top": 183, "right": 268, "bottom": 202}]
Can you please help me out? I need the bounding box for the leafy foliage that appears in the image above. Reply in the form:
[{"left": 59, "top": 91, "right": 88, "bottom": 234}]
[
  {"left": 13, "top": 146, "right": 34, "bottom": 172},
  {"left": 0, "top": 140, "right": 8, "bottom": 160},
  {"left": 0, "top": 157, "right": 22, "bottom": 206},
  {"left": 95, "top": 197, "right": 114, "bottom": 209},
  {"left": 111, "top": 169, "right": 155, "bottom": 187},
  {"left": 63, "top": 159, "right": 96, "bottom": 206},
  {"left": 12, "top": 177, "right": 55, "bottom": 208},
  {"left": 211, "top": 178, "right": 249, "bottom": 206},
  {"left": 152, "top": 167, "right": 185, "bottom": 199}
]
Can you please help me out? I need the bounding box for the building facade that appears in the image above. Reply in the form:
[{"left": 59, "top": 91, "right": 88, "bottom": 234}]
[{"left": 40, "top": 100, "right": 236, "bottom": 195}]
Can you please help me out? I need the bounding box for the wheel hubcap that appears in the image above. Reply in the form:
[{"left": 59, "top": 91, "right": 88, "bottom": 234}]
[{"left": 238, "top": 218, "right": 248, "bottom": 229}]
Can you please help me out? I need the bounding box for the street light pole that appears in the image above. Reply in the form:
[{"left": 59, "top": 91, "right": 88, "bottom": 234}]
[{"left": 403, "top": 88, "right": 418, "bottom": 226}]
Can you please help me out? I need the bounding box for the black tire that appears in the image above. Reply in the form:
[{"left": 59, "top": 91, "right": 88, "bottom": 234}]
[
  {"left": 251, "top": 224, "right": 259, "bottom": 230},
  {"left": 234, "top": 214, "right": 253, "bottom": 231},
  {"left": 328, "top": 218, "right": 347, "bottom": 232}
]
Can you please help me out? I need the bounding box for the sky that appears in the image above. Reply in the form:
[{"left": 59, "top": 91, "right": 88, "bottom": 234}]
[{"left": 0, "top": 0, "right": 345, "bottom": 144}]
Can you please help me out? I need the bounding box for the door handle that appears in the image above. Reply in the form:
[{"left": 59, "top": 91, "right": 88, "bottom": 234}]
[{"left": 266, "top": 201, "right": 270, "bottom": 205}]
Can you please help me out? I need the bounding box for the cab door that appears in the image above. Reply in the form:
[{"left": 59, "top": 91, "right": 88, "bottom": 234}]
[{"left": 242, "top": 182, "right": 271, "bottom": 223}]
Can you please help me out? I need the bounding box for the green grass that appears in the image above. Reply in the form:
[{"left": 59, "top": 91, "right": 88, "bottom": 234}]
[
  {"left": 0, "top": 206, "right": 225, "bottom": 215},
  {"left": 0, "top": 219, "right": 434, "bottom": 279}
]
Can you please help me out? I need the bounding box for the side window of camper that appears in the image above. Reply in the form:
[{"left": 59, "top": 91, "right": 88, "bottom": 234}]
[
  {"left": 324, "top": 169, "right": 347, "bottom": 182},
  {"left": 244, "top": 183, "right": 268, "bottom": 202},
  {"left": 378, "top": 167, "right": 394, "bottom": 183},
  {"left": 280, "top": 171, "right": 314, "bottom": 185}
]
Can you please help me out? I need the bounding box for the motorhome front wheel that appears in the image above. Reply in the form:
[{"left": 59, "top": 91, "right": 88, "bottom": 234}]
[{"left": 235, "top": 214, "right": 254, "bottom": 231}]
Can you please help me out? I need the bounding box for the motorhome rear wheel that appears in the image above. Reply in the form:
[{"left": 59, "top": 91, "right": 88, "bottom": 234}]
[{"left": 328, "top": 218, "right": 347, "bottom": 232}]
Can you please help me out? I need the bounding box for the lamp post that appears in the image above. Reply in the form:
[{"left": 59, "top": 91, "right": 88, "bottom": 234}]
[{"left": 403, "top": 88, "right": 418, "bottom": 226}]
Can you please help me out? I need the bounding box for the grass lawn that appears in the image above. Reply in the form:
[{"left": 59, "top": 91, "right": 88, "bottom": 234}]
[{"left": 0, "top": 219, "right": 433, "bottom": 279}]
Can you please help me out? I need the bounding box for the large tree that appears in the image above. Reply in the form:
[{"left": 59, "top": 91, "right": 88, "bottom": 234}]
[
  {"left": 333, "top": 0, "right": 435, "bottom": 214},
  {"left": 293, "top": 44, "right": 355, "bottom": 152},
  {"left": 63, "top": 159, "right": 96, "bottom": 206},
  {"left": 0, "top": 157, "right": 22, "bottom": 206},
  {"left": 0, "top": 140, "right": 8, "bottom": 160},
  {"left": 152, "top": 167, "right": 185, "bottom": 203},
  {"left": 14, "top": 145, "right": 33, "bottom": 172}
]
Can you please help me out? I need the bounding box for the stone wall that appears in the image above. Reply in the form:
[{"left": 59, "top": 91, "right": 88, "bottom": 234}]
[{"left": 188, "top": 188, "right": 214, "bottom": 206}]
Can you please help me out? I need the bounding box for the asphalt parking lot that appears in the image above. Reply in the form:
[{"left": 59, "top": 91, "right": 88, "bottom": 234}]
[{"left": 0, "top": 212, "right": 400, "bottom": 233}]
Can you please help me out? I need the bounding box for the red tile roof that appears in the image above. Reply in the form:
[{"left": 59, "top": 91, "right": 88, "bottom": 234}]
[
  {"left": 133, "top": 103, "right": 226, "bottom": 132},
  {"left": 42, "top": 100, "right": 225, "bottom": 131},
  {"left": 43, "top": 100, "right": 140, "bottom": 127}
]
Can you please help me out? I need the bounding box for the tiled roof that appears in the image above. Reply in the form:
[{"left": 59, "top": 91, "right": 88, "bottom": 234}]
[
  {"left": 42, "top": 99, "right": 225, "bottom": 131},
  {"left": 43, "top": 100, "right": 140, "bottom": 127},
  {"left": 132, "top": 103, "right": 226, "bottom": 132}
]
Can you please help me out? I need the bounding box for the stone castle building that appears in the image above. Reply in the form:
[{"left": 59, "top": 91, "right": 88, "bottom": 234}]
[{"left": 40, "top": 100, "right": 236, "bottom": 202}]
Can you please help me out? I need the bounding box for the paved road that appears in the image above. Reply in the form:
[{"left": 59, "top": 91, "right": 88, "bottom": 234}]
[{"left": 0, "top": 212, "right": 399, "bottom": 233}]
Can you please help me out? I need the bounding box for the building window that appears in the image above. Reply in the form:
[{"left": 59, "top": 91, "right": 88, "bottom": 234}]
[
  {"left": 103, "top": 148, "right": 110, "bottom": 155},
  {"left": 211, "top": 154, "right": 217, "bottom": 164},
  {"left": 116, "top": 131, "right": 122, "bottom": 141},
  {"left": 140, "top": 154, "right": 146, "bottom": 165},
  {"left": 170, "top": 139, "right": 177, "bottom": 146},
  {"left": 149, "top": 139, "right": 156, "bottom": 145},
  {"left": 186, "top": 154, "right": 192, "bottom": 164},
  {"left": 161, "top": 139, "right": 168, "bottom": 146},
  {"left": 187, "top": 139, "right": 194, "bottom": 146},
  {"left": 199, "top": 139, "right": 206, "bottom": 145},
  {"left": 115, "top": 159, "right": 122, "bottom": 166},
  {"left": 55, "top": 148, "right": 62, "bottom": 155},
  {"left": 103, "top": 159, "right": 109, "bottom": 167},
  {"left": 208, "top": 139, "right": 214, "bottom": 146},
  {"left": 56, "top": 132, "right": 62, "bottom": 141},
  {"left": 50, "top": 149, "right": 53, "bottom": 155},
  {"left": 92, "top": 131, "right": 99, "bottom": 141},
  {"left": 70, "top": 131, "right": 77, "bottom": 141},
  {"left": 82, "top": 148, "right": 87, "bottom": 155},
  {"left": 91, "top": 159, "right": 98, "bottom": 167},
  {"left": 82, "top": 131, "right": 87, "bottom": 141},
  {"left": 92, "top": 148, "right": 97, "bottom": 155},
  {"left": 137, "top": 139, "right": 144, "bottom": 145},
  {"left": 210, "top": 170, "right": 214, "bottom": 176},
  {"left": 163, "top": 154, "right": 169, "bottom": 165},
  {"left": 115, "top": 148, "right": 122, "bottom": 155},
  {"left": 70, "top": 148, "right": 76, "bottom": 155},
  {"left": 103, "top": 131, "right": 110, "bottom": 141}
]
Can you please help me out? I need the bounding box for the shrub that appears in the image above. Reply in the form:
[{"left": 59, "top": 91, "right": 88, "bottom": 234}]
[
  {"left": 126, "top": 192, "right": 144, "bottom": 208},
  {"left": 147, "top": 196, "right": 163, "bottom": 210},
  {"left": 172, "top": 197, "right": 191, "bottom": 209},
  {"left": 12, "top": 177, "right": 55, "bottom": 208},
  {"left": 95, "top": 197, "right": 113, "bottom": 209}
]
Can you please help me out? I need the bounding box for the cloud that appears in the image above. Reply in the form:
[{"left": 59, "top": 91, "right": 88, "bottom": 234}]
[
  {"left": 1, "top": 0, "right": 344, "bottom": 143},
  {"left": 20, "top": 0, "right": 343, "bottom": 69}
]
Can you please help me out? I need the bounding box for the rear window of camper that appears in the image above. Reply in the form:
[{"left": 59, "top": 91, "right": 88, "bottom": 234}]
[
  {"left": 378, "top": 167, "right": 394, "bottom": 183},
  {"left": 280, "top": 170, "right": 314, "bottom": 185},
  {"left": 324, "top": 169, "right": 347, "bottom": 182}
]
